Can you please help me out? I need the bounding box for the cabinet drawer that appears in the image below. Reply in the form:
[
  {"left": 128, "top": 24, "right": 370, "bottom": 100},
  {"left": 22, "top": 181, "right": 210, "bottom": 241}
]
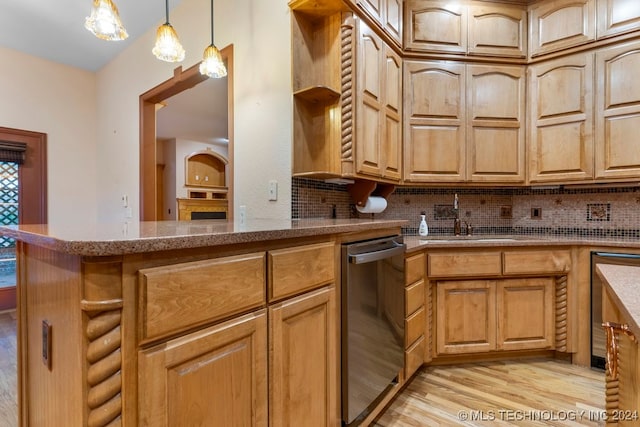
[
  {"left": 503, "top": 250, "right": 571, "bottom": 275},
  {"left": 406, "top": 306, "right": 425, "bottom": 348},
  {"left": 405, "top": 252, "right": 425, "bottom": 285},
  {"left": 405, "top": 335, "right": 425, "bottom": 380},
  {"left": 140, "top": 252, "right": 266, "bottom": 340},
  {"left": 268, "top": 242, "right": 335, "bottom": 301},
  {"left": 406, "top": 279, "right": 425, "bottom": 317},
  {"left": 428, "top": 252, "right": 502, "bottom": 277}
]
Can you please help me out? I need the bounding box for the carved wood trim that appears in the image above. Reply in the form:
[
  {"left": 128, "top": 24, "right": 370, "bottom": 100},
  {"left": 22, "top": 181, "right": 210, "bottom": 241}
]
[
  {"left": 555, "top": 275, "right": 568, "bottom": 352},
  {"left": 341, "top": 14, "right": 355, "bottom": 163},
  {"left": 605, "top": 361, "right": 620, "bottom": 426},
  {"left": 427, "top": 281, "right": 433, "bottom": 362},
  {"left": 84, "top": 305, "right": 124, "bottom": 427}
]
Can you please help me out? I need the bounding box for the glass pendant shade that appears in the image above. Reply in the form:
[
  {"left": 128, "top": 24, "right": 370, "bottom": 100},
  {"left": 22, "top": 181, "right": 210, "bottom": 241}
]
[
  {"left": 200, "top": 0, "right": 227, "bottom": 78},
  {"left": 85, "top": 0, "right": 128, "bottom": 41},
  {"left": 152, "top": 23, "right": 185, "bottom": 63},
  {"left": 199, "top": 45, "right": 227, "bottom": 78}
]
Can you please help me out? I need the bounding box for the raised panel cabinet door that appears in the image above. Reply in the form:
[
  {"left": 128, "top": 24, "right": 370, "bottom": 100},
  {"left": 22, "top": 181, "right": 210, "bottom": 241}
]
[
  {"left": 356, "top": 20, "right": 384, "bottom": 178},
  {"left": 436, "top": 280, "right": 496, "bottom": 355},
  {"left": 358, "top": 0, "right": 383, "bottom": 25},
  {"left": 467, "top": 64, "right": 526, "bottom": 183},
  {"left": 595, "top": 41, "right": 640, "bottom": 180},
  {"left": 496, "top": 278, "right": 555, "bottom": 351},
  {"left": 385, "top": 0, "right": 402, "bottom": 45},
  {"left": 269, "top": 287, "right": 338, "bottom": 427},
  {"left": 404, "top": 0, "right": 467, "bottom": 54},
  {"left": 138, "top": 310, "right": 268, "bottom": 427},
  {"left": 468, "top": 4, "right": 527, "bottom": 58},
  {"left": 403, "top": 60, "right": 466, "bottom": 182},
  {"left": 596, "top": 0, "right": 640, "bottom": 39},
  {"left": 528, "top": 52, "right": 595, "bottom": 183},
  {"left": 383, "top": 44, "right": 402, "bottom": 181},
  {"left": 529, "top": 0, "right": 596, "bottom": 57}
]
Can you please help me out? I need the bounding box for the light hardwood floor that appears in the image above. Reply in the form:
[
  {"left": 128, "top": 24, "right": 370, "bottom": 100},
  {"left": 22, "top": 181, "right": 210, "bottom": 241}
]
[
  {"left": 0, "top": 311, "right": 605, "bottom": 426},
  {"left": 375, "top": 358, "right": 606, "bottom": 426}
]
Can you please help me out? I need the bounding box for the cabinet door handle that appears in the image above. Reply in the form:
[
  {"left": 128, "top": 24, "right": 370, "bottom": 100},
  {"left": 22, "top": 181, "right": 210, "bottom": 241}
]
[{"left": 602, "top": 322, "right": 636, "bottom": 379}]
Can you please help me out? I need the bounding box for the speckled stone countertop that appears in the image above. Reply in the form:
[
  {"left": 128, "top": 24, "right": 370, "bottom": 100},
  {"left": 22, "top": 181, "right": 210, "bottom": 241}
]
[
  {"left": 404, "top": 235, "right": 640, "bottom": 253},
  {"left": 0, "top": 219, "right": 407, "bottom": 256},
  {"left": 595, "top": 264, "right": 640, "bottom": 339}
]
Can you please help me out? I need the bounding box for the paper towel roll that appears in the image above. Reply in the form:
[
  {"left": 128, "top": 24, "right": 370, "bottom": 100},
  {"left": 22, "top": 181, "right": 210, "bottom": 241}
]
[{"left": 356, "top": 196, "right": 387, "bottom": 214}]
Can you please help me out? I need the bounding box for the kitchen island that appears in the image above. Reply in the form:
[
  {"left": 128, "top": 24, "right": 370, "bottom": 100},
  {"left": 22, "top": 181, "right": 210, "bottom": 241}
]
[
  {"left": 597, "top": 264, "right": 640, "bottom": 426},
  {"left": 1, "top": 218, "right": 405, "bottom": 427}
]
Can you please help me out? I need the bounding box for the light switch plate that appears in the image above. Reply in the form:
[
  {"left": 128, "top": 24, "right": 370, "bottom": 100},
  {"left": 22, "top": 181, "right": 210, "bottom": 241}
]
[{"left": 268, "top": 180, "right": 278, "bottom": 201}]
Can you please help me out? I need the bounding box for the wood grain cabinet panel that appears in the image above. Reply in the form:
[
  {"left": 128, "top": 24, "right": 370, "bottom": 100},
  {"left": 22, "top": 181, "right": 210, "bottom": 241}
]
[
  {"left": 467, "top": 64, "right": 526, "bottom": 183},
  {"left": 139, "top": 253, "right": 266, "bottom": 340},
  {"left": 405, "top": 336, "right": 426, "bottom": 379},
  {"left": 428, "top": 251, "right": 502, "bottom": 278},
  {"left": 502, "top": 250, "right": 571, "bottom": 275},
  {"left": 406, "top": 306, "right": 426, "bottom": 347},
  {"left": 596, "top": 0, "right": 640, "bottom": 39},
  {"left": 139, "top": 310, "right": 268, "bottom": 427},
  {"left": 355, "top": 19, "right": 403, "bottom": 182},
  {"left": 496, "top": 278, "right": 555, "bottom": 351},
  {"left": 595, "top": 40, "right": 640, "bottom": 180},
  {"left": 406, "top": 279, "right": 425, "bottom": 316},
  {"left": 269, "top": 242, "right": 335, "bottom": 302},
  {"left": 405, "top": 252, "right": 425, "bottom": 285},
  {"left": 269, "top": 287, "right": 337, "bottom": 427},
  {"left": 404, "top": 0, "right": 467, "bottom": 54},
  {"left": 468, "top": 4, "right": 527, "bottom": 58},
  {"left": 436, "top": 280, "right": 497, "bottom": 354},
  {"left": 528, "top": 52, "right": 594, "bottom": 183},
  {"left": 529, "top": 0, "right": 596, "bottom": 57},
  {"left": 404, "top": 60, "right": 466, "bottom": 182}
]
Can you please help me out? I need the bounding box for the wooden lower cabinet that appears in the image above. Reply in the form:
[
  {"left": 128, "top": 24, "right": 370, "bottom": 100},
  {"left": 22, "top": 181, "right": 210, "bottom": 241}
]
[
  {"left": 269, "top": 286, "right": 337, "bottom": 427},
  {"left": 436, "top": 278, "right": 555, "bottom": 355},
  {"left": 138, "top": 310, "right": 268, "bottom": 427},
  {"left": 436, "top": 280, "right": 497, "bottom": 354},
  {"left": 496, "top": 278, "right": 554, "bottom": 351}
]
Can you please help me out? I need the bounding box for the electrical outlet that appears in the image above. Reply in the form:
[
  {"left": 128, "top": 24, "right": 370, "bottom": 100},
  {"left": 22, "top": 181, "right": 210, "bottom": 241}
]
[
  {"left": 500, "top": 206, "right": 512, "bottom": 219},
  {"left": 531, "top": 207, "right": 542, "bottom": 219}
]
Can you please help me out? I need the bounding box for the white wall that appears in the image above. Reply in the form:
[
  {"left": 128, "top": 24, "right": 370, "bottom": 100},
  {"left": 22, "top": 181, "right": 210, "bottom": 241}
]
[
  {"left": 0, "top": 46, "right": 98, "bottom": 224},
  {"left": 96, "top": 0, "right": 293, "bottom": 222}
]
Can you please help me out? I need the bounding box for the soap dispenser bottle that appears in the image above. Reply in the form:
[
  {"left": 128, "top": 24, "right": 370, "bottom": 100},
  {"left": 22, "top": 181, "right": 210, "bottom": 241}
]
[{"left": 418, "top": 211, "right": 429, "bottom": 237}]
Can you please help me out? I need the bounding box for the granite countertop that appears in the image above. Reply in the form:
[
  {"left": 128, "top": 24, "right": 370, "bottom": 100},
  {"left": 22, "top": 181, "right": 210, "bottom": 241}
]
[
  {"left": 595, "top": 264, "right": 640, "bottom": 339},
  {"left": 404, "top": 234, "right": 640, "bottom": 252},
  {"left": 0, "top": 218, "right": 407, "bottom": 256}
]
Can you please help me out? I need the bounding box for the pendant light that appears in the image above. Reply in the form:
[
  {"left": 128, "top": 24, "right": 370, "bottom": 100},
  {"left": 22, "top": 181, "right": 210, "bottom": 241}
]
[
  {"left": 85, "top": 0, "right": 129, "bottom": 41},
  {"left": 152, "top": 0, "right": 185, "bottom": 63},
  {"left": 199, "top": 0, "right": 227, "bottom": 78}
]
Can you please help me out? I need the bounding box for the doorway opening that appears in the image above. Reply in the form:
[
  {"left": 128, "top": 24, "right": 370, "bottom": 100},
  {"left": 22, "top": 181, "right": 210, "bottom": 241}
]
[
  {"left": 0, "top": 127, "right": 47, "bottom": 311},
  {"left": 140, "top": 45, "right": 234, "bottom": 221}
]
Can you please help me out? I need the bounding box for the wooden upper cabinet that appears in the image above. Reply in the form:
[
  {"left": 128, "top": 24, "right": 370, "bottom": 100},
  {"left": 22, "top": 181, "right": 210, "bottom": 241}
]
[
  {"left": 357, "top": 0, "right": 402, "bottom": 46},
  {"left": 403, "top": 60, "right": 466, "bottom": 182},
  {"left": 529, "top": 0, "right": 596, "bottom": 57},
  {"left": 596, "top": 0, "right": 640, "bottom": 39},
  {"left": 595, "top": 40, "right": 640, "bottom": 180},
  {"left": 356, "top": 19, "right": 402, "bottom": 181},
  {"left": 467, "top": 64, "right": 526, "bottom": 183},
  {"left": 384, "top": 0, "right": 402, "bottom": 45},
  {"left": 405, "top": 0, "right": 467, "bottom": 54},
  {"left": 468, "top": 4, "right": 527, "bottom": 58},
  {"left": 528, "top": 52, "right": 595, "bottom": 183}
]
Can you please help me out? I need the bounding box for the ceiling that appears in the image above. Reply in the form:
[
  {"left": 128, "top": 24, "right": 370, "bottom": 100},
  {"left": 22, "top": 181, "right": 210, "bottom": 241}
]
[
  {"left": 0, "top": 0, "right": 228, "bottom": 145},
  {"left": 0, "top": 0, "right": 184, "bottom": 71}
]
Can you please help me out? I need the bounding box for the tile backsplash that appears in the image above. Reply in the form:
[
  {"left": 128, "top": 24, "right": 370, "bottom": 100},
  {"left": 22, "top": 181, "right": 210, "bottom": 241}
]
[{"left": 292, "top": 178, "right": 640, "bottom": 238}]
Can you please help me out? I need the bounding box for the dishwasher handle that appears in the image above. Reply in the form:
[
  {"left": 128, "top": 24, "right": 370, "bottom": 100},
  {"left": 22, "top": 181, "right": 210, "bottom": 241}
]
[{"left": 348, "top": 242, "right": 405, "bottom": 264}]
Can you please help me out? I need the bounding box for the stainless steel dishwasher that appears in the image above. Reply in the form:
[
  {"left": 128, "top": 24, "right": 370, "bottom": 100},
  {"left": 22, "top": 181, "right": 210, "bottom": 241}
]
[
  {"left": 341, "top": 235, "right": 406, "bottom": 426},
  {"left": 591, "top": 251, "right": 640, "bottom": 369}
]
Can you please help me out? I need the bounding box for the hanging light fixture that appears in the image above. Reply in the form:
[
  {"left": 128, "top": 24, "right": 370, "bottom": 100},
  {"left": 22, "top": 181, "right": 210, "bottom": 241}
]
[
  {"left": 199, "top": 0, "right": 227, "bottom": 78},
  {"left": 85, "top": 0, "right": 129, "bottom": 41},
  {"left": 152, "top": 0, "right": 185, "bottom": 62}
]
